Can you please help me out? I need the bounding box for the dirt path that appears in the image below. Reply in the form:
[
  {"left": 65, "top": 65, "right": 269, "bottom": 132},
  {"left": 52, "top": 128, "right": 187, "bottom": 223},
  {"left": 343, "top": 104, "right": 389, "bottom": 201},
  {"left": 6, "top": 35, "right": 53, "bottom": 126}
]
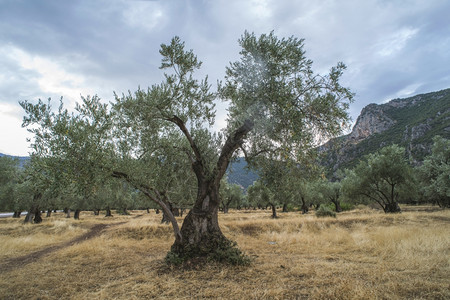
[{"left": 0, "top": 221, "right": 129, "bottom": 273}]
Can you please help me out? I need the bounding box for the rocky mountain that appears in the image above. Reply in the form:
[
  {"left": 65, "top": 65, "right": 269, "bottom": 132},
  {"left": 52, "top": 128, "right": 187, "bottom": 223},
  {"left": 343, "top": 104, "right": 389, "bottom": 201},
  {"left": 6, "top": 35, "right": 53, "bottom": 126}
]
[{"left": 320, "top": 88, "right": 450, "bottom": 174}]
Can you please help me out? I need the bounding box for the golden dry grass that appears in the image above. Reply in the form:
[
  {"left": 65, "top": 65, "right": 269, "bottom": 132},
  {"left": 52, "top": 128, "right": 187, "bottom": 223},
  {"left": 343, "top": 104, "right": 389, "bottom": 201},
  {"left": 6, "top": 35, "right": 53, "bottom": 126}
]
[{"left": 0, "top": 207, "right": 449, "bottom": 299}]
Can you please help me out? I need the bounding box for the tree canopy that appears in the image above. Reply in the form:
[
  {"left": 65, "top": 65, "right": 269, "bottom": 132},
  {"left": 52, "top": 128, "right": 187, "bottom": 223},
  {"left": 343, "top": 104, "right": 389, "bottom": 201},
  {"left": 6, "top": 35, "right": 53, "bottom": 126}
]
[
  {"left": 418, "top": 136, "right": 450, "bottom": 207},
  {"left": 342, "top": 145, "right": 415, "bottom": 213}
]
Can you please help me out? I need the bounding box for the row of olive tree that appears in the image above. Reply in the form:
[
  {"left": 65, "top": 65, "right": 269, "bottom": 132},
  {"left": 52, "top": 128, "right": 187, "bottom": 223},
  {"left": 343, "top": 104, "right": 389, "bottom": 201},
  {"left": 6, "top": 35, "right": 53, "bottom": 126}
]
[
  {"left": 245, "top": 137, "right": 449, "bottom": 215},
  {"left": 0, "top": 155, "right": 150, "bottom": 221}
]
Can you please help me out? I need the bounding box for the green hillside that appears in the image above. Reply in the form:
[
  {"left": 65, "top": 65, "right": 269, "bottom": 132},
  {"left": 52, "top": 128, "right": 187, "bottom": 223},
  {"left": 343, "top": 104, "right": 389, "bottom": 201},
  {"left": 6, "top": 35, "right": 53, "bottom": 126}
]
[
  {"left": 226, "top": 158, "right": 258, "bottom": 189},
  {"left": 321, "top": 88, "right": 450, "bottom": 173}
]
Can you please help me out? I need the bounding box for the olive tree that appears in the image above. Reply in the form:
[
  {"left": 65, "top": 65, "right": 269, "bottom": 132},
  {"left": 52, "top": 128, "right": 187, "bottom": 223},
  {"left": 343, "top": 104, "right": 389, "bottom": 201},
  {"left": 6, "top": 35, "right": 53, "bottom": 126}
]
[
  {"left": 247, "top": 180, "right": 276, "bottom": 217},
  {"left": 342, "top": 145, "right": 415, "bottom": 213},
  {"left": 417, "top": 136, "right": 450, "bottom": 208},
  {"left": 220, "top": 180, "right": 244, "bottom": 213},
  {"left": 0, "top": 156, "right": 21, "bottom": 215},
  {"left": 317, "top": 180, "right": 343, "bottom": 212},
  {"left": 21, "top": 32, "right": 352, "bottom": 263}
]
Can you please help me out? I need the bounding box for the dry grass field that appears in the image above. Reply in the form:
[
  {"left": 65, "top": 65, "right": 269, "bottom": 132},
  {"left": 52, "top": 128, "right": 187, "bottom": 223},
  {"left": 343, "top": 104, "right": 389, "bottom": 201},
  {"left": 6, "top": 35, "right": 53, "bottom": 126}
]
[{"left": 0, "top": 206, "right": 449, "bottom": 299}]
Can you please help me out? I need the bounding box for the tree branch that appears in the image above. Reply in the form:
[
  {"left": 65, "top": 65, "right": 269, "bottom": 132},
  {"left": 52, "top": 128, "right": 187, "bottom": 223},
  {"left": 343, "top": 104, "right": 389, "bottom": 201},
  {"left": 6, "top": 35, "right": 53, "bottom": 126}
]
[
  {"left": 111, "top": 171, "right": 182, "bottom": 242},
  {"left": 166, "top": 115, "right": 202, "bottom": 162},
  {"left": 214, "top": 119, "right": 254, "bottom": 187},
  {"left": 166, "top": 115, "right": 205, "bottom": 179}
]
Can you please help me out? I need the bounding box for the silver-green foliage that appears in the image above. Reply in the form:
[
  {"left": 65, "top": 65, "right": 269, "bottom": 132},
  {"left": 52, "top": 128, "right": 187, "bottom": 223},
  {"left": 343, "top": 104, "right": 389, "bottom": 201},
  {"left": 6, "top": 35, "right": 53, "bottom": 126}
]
[
  {"left": 222, "top": 31, "right": 353, "bottom": 162},
  {"left": 342, "top": 145, "right": 415, "bottom": 213},
  {"left": 418, "top": 136, "right": 450, "bottom": 207}
]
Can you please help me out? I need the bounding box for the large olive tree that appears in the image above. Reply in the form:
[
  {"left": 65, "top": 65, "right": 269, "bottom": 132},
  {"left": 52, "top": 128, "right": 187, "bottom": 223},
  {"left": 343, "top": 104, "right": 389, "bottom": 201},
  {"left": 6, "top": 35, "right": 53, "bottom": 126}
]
[{"left": 21, "top": 32, "right": 352, "bottom": 263}]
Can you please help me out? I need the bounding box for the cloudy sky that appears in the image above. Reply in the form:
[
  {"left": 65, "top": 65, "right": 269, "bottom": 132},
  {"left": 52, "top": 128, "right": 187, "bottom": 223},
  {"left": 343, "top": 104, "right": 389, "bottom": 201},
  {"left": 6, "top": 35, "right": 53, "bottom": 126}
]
[{"left": 1, "top": 0, "right": 449, "bottom": 156}]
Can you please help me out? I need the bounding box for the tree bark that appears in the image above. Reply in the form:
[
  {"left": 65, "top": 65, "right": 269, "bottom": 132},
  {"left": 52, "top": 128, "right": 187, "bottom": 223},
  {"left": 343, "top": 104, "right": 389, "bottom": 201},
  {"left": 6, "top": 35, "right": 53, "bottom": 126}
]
[
  {"left": 24, "top": 208, "right": 35, "bottom": 223},
  {"left": 105, "top": 206, "right": 113, "bottom": 217},
  {"left": 332, "top": 200, "right": 342, "bottom": 213},
  {"left": 172, "top": 207, "right": 180, "bottom": 216},
  {"left": 34, "top": 209, "right": 42, "bottom": 223},
  {"left": 64, "top": 208, "right": 71, "bottom": 218},
  {"left": 13, "top": 211, "right": 22, "bottom": 218},
  {"left": 270, "top": 203, "right": 278, "bottom": 218},
  {"left": 170, "top": 182, "right": 230, "bottom": 259},
  {"left": 301, "top": 197, "right": 309, "bottom": 214},
  {"left": 74, "top": 209, "right": 81, "bottom": 220},
  {"left": 161, "top": 202, "right": 174, "bottom": 224},
  {"left": 24, "top": 194, "right": 42, "bottom": 224},
  {"left": 24, "top": 206, "right": 42, "bottom": 223},
  {"left": 46, "top": 209, "right": 52, "bottom": 218},
  {"left": 383, "top": 202, "right": 401, "bottom": 213},
  {"left": 282, "top": 203, "right": 288, "bottom": 212},
  {"left": 93, "top": 209, "right": 100, "bottom": 216}
]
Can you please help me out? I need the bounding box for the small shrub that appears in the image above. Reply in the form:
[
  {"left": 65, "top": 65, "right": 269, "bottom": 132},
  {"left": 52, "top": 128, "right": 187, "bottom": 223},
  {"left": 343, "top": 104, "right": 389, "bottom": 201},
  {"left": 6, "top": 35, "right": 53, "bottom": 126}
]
[
  {"left": 207, "top": 240, "right": 251, "bottom": 266},
  {"left": 322, "top": 203, "right": 336, "bottom": 211},
  {"left": 340, "top": 202, "right": 354, "bottom": 211},
  {"left": 164, "top": 251, "right": 184, "bottom": 266},
  {"left": 165, "top": 239, "right": 251, "bottom": 266},
  {"left": 316, "top": 206, "right": 336, "bottom": 218},
  {"left": 284, "top": 204, "right": 296, "bottom": 212}
]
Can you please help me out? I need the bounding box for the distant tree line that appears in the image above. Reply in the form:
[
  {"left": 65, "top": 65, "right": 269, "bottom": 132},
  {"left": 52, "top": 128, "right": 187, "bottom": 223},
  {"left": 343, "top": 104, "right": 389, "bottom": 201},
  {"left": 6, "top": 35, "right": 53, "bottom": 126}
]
[{"left": 2, "top": 136, "right": 448, "bottom": 224}]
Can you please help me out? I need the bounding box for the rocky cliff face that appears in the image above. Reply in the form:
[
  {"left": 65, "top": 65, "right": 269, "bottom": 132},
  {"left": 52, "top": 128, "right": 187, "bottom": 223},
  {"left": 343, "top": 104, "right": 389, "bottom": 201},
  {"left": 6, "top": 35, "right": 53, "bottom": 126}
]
[
  {"left": 320, "top": 88, "right": 450, "bottom": 174},
  {"left": 348, "top": 103, "right": 396, "bottom": 142}
]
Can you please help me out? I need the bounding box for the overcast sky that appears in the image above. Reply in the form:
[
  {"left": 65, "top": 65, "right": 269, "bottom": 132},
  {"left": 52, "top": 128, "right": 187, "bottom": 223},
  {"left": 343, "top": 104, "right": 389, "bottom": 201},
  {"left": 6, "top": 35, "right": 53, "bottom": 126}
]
[{"left": 1, "top": 0, "right": 449, "bottom": 156}]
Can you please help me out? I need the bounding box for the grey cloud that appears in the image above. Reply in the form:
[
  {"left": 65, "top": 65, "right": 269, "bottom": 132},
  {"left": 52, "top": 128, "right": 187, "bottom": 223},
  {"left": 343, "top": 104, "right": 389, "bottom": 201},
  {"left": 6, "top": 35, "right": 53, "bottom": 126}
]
[{"left": 1, "top": 0, "right": 449, "bottom": 122}]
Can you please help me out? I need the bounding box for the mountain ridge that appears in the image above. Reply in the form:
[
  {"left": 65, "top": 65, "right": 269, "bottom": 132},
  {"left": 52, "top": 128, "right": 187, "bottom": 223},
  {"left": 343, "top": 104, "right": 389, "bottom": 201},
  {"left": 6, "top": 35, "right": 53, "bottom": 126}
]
[{"left": 320, "top": 88, "right": 450, "bottom": 173}]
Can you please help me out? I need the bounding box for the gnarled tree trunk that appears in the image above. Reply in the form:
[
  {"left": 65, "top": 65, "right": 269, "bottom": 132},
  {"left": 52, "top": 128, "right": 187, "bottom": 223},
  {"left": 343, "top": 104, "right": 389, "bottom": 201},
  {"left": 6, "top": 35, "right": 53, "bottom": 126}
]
[
  {"left": 170, "top": 181, "right": 230, "bottom": 259},
  {"left": 270, "top": 203, "right": 277, "bottom": 218},
  {"left": 74, "top": 209, "right": 81, "bottom": 220},
  {"left": 332, "top": 200, "right": 342, "bottom": 213},
  {"left": 105, "top": 206, "right": 113, "bottom": 217},
  {"left": 301, "top": 196, "right": 309, "bottom": 214},
  {"left": 34, "top": 209, "right": 43, "bottom": 223},
  {"left": 24, "top": 208, "right": 35, "bottom": 223},
  {"left": 383, "top": 202, "right": 401, "bottom": 213},
  {"left": 24, "top": 206, "right": 42, "bottom": 223},
  {"left": 24, "top": 194, "right": 43, "bottom": 224},
  {"left": 13, "top": 211, "right": 22, "bottom": 218},
  {"left": 169, "top": 120, "right": 253, "bottom": 262}
]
